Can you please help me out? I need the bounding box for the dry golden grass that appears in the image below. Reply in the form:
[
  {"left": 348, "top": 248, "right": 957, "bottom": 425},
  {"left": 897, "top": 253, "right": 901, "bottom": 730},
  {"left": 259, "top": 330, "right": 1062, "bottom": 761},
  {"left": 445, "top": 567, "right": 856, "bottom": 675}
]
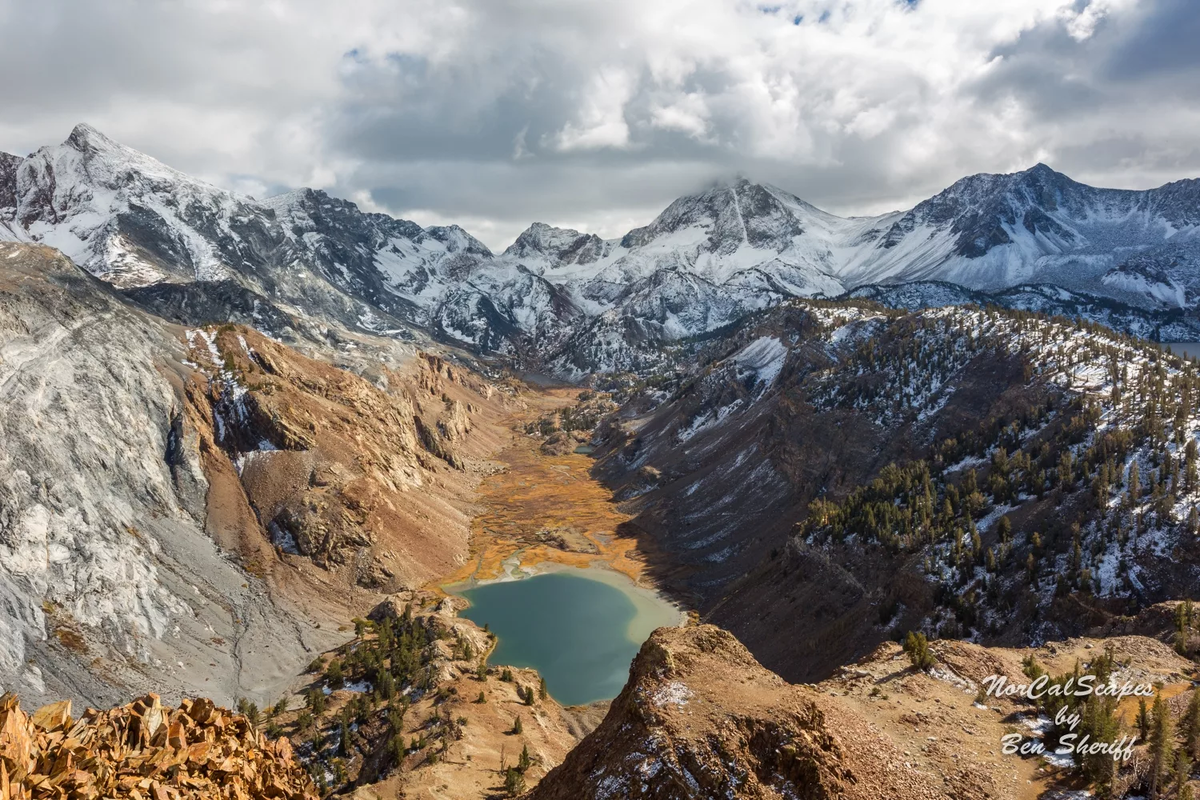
[{"left": 440, "top": 391, "right": 650, "bottom": 589}]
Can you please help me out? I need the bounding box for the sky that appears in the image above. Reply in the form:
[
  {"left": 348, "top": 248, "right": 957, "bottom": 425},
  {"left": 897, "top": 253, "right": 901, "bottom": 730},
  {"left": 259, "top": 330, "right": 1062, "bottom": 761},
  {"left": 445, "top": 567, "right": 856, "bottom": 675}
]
[{"left": 2, "top": 0, "right": 1199, "bottom": 251}]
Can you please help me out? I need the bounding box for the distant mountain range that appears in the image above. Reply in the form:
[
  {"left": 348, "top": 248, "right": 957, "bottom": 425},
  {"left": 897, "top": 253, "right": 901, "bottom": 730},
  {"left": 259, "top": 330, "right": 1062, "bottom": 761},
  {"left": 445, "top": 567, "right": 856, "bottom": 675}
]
[{"left": 4, "top": 124, "right": 1200, "bottom": 375}]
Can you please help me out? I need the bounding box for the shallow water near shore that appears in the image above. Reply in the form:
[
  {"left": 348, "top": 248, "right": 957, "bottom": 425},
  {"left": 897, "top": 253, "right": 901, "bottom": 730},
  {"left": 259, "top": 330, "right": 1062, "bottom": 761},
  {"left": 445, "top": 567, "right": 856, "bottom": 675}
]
[{"left": 451, "top": 566, "right": 682, "bottom": 706}]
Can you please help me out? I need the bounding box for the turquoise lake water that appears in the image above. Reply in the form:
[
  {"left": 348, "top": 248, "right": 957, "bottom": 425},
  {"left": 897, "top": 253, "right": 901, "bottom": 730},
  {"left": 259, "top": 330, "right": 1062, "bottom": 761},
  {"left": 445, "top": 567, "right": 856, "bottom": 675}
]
[{"left": 455, "top": 569, "right": 680, "bottom": 706}]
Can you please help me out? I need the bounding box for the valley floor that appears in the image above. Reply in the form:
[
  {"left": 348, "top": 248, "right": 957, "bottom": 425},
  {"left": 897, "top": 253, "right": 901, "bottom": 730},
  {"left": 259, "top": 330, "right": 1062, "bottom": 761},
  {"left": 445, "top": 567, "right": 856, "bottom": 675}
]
[{"left": 439, "top": 387, "right": 668, "bottom": 595}]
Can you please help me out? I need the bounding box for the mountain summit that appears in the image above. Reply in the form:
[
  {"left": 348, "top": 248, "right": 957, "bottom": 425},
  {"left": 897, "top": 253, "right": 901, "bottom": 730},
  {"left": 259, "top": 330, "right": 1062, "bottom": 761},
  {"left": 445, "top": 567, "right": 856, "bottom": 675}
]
[{"left": 3, "top": 124, "right": 1200, "bottom": 375}]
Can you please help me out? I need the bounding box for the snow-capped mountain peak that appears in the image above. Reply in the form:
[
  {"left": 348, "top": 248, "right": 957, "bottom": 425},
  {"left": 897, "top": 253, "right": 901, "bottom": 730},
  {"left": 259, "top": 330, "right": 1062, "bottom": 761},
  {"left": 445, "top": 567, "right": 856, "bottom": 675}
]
[
  {"left": 502, "top": 221, "right": 608, "bottom": 269},
  {"left": 4, "top": 125, "right": 1200, "bottom": 376}
]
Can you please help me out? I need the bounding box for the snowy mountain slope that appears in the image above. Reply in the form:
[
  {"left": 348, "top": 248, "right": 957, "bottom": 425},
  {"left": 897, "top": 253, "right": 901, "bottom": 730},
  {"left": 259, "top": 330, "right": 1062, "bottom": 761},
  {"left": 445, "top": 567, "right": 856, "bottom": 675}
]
[
  {"left": 0, "top": 127, "right": 435, "bottom": 340},
  {"left": 847, "top": 280, "right": 1200, "bottom": 341},
  {"left": 847, "top": 164, "right": 1200, "bottom": 305},
  {"left": 501, "top": 169, "right": 1200, "bottom": 371},
  {"left": 4, "top": 124, "right": 1200, "bottom": 378},
  {"left": 265, "top": 188, "right": 490, "bottom": 317},
  {"left": 5, "top": 124, "right": 283, "bottom": 288},
  {"left": 513, "top": 180, "right": 861, "bottom": 298},
  {"left": 0, "top": 126, "right": 583, "bottom": 356}
]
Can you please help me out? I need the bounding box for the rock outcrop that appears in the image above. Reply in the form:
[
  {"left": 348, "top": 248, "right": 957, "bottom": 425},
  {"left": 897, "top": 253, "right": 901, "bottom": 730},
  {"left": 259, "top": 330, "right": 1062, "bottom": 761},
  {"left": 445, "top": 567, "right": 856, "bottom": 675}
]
[
  {"left": 527, "top": 625, "right": 950, "bottom": 800},
  {"left": 0, "top": 693, "right": 315, "bottom": 800}
]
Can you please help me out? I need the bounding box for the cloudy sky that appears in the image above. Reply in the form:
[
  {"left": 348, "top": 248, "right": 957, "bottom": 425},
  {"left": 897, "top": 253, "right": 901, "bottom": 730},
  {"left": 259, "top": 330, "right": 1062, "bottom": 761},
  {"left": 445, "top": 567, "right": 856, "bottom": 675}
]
[{"left": 2, "top": 0, "right": 1198, "bottom": 250}]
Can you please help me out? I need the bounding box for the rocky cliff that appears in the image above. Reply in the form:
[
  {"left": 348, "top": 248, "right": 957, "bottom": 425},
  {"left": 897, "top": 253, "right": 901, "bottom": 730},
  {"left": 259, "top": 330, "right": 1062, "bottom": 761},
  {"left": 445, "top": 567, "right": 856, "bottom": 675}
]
[{"left": 0, "top": 242, "right": 515, "bottom": 711}]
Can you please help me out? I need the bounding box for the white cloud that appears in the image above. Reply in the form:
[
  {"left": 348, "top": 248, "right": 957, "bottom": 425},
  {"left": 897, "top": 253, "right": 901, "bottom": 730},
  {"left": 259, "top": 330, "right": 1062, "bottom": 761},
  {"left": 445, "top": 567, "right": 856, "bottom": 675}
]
[
  {"left": 0, "top": 0, "right": 1195, "bottom": 250},
  {"left": 551, "top": 66, "right": 637, "bottom": 151}
]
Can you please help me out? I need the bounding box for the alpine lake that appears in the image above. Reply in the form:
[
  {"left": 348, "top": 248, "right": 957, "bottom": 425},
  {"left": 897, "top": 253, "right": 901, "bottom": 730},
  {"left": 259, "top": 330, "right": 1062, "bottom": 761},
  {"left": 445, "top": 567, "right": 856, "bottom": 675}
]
[{"left": 450, "top": 567, "right": 682, "bottom": 707}]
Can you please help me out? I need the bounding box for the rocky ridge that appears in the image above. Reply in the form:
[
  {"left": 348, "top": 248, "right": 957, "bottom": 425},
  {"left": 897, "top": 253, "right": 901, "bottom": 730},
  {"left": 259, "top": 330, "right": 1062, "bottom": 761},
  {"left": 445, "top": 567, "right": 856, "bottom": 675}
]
[
  {"left": 0, "top": 692, "right": 316, "bottom": 800},
  {"left": 5, "top": 126, "right": 1200, "bottom": 377},
  {"left": 528, "top": 623, "right": 1200, "bottom": 800}
]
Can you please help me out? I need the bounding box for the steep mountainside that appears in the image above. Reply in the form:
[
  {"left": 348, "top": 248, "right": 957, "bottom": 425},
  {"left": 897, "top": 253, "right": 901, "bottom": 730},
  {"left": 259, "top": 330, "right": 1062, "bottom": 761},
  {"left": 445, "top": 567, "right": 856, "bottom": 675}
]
[
  {"left": 5, "top": 126, "right": 1200, "bottom": 378},
  {"left": 851, "top": 164, "right": 1200, "bottom": 304},
  {"left": 591, "top": 299, "right": 1200, "bottom": 682},
  {"left": 531, "top": 623, "right": 1200, "bottom": 800},
  {"left": 0, "top": 242, "right": 514, "bottom": 710}
]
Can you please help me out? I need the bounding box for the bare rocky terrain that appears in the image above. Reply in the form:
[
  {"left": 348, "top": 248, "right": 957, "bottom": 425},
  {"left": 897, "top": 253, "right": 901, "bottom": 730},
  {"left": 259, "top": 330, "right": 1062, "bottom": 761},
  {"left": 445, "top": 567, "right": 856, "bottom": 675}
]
[{"left": 0, "top": 242, "right": 517, "bottom": 711}]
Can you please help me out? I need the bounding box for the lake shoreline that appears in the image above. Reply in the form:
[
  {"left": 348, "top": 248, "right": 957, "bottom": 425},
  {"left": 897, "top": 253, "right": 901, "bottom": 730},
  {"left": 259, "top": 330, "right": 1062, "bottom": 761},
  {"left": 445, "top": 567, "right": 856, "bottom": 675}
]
[
  {"left": 448, "top": 567, "right": 683, "bottom": 706},
  {"left": 444, "top": 559, "right": 688, "bottom": 630}
]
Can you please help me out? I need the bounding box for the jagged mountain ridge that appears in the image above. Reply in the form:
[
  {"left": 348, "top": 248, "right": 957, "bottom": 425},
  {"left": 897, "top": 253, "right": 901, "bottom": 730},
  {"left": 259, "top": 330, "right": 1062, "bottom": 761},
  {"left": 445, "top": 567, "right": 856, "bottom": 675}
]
[
  {"left": 851, "top": 163, "right": 1200, "bottom": 303},
  {"left": 4, "top": 125, "right": 1200, "bottom": 378},
  {"left": 846, "top": 280, "right": 1200, "bottom": 341}
]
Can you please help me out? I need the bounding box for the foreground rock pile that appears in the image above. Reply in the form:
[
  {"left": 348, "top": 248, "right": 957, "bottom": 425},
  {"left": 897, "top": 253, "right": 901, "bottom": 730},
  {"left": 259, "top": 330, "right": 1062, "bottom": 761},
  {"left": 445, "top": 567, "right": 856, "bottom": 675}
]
[{"left": 0, "top": 694, "right": 316, "bottom": 800}]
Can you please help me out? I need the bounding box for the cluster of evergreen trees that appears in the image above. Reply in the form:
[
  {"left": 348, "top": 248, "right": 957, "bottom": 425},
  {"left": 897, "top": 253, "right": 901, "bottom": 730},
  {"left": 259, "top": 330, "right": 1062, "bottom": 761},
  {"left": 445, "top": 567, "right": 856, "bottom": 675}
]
[
  {"left": 276, "top": 604, "right": 488, "bottom": 795},
  {"left": 269, "top": 603, "right": 548, "bottom": 798}
]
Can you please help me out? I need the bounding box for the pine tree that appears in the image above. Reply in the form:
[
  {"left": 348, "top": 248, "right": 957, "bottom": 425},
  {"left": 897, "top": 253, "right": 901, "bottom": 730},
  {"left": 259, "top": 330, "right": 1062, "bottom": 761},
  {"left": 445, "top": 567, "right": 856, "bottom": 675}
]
[
  {"left": 1175, "top": 751, "right": 1194, "bottom": 800},
  {"left": 326, "top": 657, "right": 344, "bottom": 688},
  {"left": 1149, "top": 694, "right": 1175, "bottom": 799},
  {"left": 518, "top": 743, "right": 532, "bottom": 772},
  {"left": 538, "top": 676, "right": 548, "bottom": 700},
  {"left": 1183, "top": 689, "right": 1200, "bottom": 760},
  {"left": 339, "top": 709, "right": 352, "bottom": 757},
  {"left": 902, "top": 631, "right": 935, "bottom": 672},
  {"left": 1177, "top": 600, "right": 1195, "bottom": 656},
  {"left": 504, "top": 766, "right": 526, "bottom": 796},
  {"left": 1077, "top": 695, "right": 1120, "bottom": 788},
  {"left": 1138, "top": 698, "right": 1152, "bottom": 740},
  {"left": 512, "top": 715, "right": 523, "bottom": 735},
  {"left": 1186, "top": 440, "right": 1199, "bottom": 493},
  {"left": 1128, "top": 461, "right": 1141, "bottom": 506}
]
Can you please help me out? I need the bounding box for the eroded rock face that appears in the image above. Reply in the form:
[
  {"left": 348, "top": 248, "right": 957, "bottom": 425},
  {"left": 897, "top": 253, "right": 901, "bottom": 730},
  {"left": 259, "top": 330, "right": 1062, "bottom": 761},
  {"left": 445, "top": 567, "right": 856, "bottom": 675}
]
[
  {"left": 528, "top": 625, "right": 948, "bottom": 800},
  {"left": 184, "top": 326, "right": 511, "bottom": 588},
  {"left": 0, "top": 242, "right": 512, "bottom": 709},
  {"left": 0, "top": 243, "right": 311, "bottom": 708}
]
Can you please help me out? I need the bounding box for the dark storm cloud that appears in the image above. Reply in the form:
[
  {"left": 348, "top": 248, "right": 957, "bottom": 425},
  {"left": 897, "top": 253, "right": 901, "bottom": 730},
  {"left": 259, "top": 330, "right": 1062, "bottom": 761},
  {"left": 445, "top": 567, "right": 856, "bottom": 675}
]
[
  {"left": 0, "top": 0, "right": 1196, "bottom": 249},
  {"left": 1103, "top": 0, "right": 1200, "bottom": 81}
]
